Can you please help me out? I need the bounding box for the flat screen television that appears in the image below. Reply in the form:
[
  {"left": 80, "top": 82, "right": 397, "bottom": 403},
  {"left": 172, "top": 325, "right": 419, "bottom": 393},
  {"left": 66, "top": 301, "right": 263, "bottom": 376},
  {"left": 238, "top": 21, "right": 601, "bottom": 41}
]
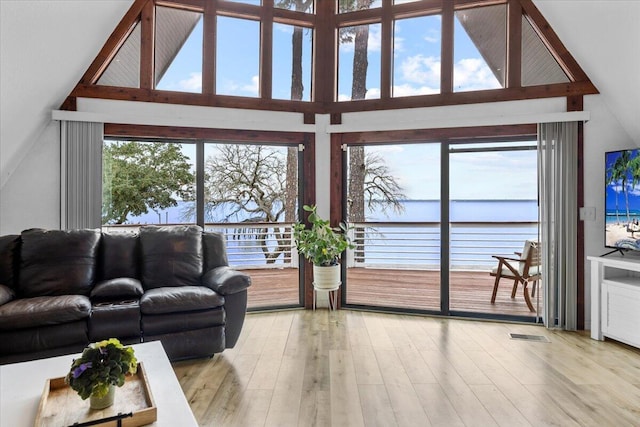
[{"left": 605, "top": 148, "right": 640, "bottom": 251}]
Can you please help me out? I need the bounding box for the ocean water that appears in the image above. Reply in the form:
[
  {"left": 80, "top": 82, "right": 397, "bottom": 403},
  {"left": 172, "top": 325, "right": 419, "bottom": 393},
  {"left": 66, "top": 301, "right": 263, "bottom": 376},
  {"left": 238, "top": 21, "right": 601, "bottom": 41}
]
[
  {"left": 605, "top": 210, "right": 640, "bottom": 224},
  {"left": 125, "top": 199, "right": 539, "bottom": 224},
  {"left": 121, "top": 199, "right": 539, "bottom": 268}
]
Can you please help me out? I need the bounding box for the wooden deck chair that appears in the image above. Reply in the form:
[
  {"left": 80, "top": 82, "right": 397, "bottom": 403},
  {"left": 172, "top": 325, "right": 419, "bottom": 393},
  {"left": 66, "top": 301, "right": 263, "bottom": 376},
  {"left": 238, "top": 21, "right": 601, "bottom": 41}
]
[{"left": 489, "top": 240, "right": 541, "bottom": 312}]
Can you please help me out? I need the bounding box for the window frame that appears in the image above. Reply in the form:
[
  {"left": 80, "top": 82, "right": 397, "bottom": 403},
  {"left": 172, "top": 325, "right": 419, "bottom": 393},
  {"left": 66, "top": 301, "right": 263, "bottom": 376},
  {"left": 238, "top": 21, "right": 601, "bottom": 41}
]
[{"left": 64, "top": 0, "right": 597, "bottom": 116}]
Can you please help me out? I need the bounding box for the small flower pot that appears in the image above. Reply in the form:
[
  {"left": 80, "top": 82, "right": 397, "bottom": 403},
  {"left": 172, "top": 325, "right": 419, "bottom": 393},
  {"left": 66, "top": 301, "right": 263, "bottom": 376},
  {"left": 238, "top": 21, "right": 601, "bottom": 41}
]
[
  {"left": 90, "top": 384, "right": 115, "bottom": 410},
  {"left": 313, "top": 264, "right": 341, "bottom": 290}
]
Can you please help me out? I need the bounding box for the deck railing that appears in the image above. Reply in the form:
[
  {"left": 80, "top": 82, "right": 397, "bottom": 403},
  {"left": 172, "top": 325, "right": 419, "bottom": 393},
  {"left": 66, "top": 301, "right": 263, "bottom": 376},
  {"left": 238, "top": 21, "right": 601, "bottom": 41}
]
[
  {"left": 349, "top": 221, "right": 538, "bottom": 270},
  {"left": 102, "top": 221, "right": 537, "bottom": 271},
  {"left": 102, "top": 222, "right": 297, "bottom": 269}
]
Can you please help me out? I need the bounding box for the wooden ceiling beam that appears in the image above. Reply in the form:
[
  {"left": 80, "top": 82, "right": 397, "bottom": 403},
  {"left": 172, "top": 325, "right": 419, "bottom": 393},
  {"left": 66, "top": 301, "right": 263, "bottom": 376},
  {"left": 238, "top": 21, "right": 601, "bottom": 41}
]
[
  {"left": 79, "top": 0, "right": 149, "bottom": 85},
  {"left": 140, "top": 1, "right": 155, "bottom": 90},
  {"left": 519, "top": 0, "right": 593, "bottom": 86}
]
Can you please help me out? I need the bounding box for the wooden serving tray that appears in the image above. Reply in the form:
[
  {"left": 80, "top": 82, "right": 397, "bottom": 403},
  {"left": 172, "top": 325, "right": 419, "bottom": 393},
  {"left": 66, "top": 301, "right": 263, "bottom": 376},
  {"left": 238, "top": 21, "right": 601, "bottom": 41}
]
[{"left": 34, "top": 362, "right": 157, "bottom": 427}]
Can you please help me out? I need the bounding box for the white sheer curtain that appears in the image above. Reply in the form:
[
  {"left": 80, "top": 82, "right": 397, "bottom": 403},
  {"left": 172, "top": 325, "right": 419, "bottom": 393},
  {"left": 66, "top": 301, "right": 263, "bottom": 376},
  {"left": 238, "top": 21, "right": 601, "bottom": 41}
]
[
  {"left": 60, "top": 121, "right": 103, "bottom": 229},
  {"left": 538, "top": 121, "right": 578, "bottom": 330}
]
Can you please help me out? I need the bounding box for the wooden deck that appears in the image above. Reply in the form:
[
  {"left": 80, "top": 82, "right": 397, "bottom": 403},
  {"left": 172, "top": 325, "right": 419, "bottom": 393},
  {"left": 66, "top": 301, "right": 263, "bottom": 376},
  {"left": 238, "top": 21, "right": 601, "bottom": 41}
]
[{"left": 245, "top": 267, "right": 540, "bottom": 317}]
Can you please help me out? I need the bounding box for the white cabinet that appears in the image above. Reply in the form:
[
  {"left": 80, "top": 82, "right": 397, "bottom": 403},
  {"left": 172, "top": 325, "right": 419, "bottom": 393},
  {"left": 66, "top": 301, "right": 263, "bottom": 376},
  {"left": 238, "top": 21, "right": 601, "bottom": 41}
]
[{"left": 588, "top": 255, "right": 640, "bottom": 348}]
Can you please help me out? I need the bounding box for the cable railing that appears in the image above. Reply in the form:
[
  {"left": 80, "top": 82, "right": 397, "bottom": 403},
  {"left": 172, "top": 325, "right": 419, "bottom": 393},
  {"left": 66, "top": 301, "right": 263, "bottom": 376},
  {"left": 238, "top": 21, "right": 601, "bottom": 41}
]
[
  {"left": 204, "top": 223, "right": 296, "bottom": 268},
  {"left": 348, "top": 221, "right": 538, "bottom": 270},
  {"left": 102, "top": 222, "right": 297, "bottom": 269},
  {"left": 102, "top": 220, "right": 538, "bottom": 271}
]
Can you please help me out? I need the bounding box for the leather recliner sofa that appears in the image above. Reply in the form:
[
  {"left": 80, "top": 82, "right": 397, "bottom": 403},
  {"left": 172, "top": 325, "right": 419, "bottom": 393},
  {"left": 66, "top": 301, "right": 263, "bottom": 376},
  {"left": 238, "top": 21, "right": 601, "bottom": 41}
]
[{"left": 0, "top": 225, "right": 251, "bottom": 364}]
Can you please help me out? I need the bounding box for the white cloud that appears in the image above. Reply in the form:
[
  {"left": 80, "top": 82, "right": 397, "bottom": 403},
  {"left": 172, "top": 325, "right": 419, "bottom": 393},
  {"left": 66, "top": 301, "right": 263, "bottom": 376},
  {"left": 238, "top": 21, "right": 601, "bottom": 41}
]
[
  {"left": 337, "top": 87, "right": 380, "bottom": 101},
  {"left": 424, "top": 34, "right": 439, "bottom": 44},
  {"left": 368, "top": 25, "right": 381, "bottom": 52},
  {"left": 221, "top": 75, "right": 260, "bottom": 97},
  {"left": 453, "top": 58, "right": 501, "bottom": 92},
  {"left": 398, "top": 54, "right": 441, "bottom": 86},
  {"left": 177, "top": 72, "right": 202, "bottom": 92},
  {"left": 241, "top": 75, "right": 260, "bottom": 95},
  {"left": 274, "top": 23, "right": 293, "bottom": 34},
  {"left": 424, "top": 27, "right": 440, "bottom": 44},
  {"left": 394, "top": 35, "right": 405, "bottom": 53},
  {"left": 392, "top": 83, "right": 439, "bottom": 97},
  {"left": 365, "top": 87, "right": 380, "bottom": 99}
]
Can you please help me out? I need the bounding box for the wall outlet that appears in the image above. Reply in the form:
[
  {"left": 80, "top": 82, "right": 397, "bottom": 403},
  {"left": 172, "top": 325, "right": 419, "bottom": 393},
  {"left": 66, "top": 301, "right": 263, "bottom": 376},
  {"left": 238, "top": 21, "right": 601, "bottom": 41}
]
[{"left": 580, "top": 206, "right": 596, "bottom": 221}]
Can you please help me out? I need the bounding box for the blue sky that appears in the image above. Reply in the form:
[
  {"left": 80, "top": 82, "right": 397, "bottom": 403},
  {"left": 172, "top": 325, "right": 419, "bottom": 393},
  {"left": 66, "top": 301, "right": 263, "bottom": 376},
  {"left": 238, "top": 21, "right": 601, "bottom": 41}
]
[
  {"left": 362, "top": 142, "right": 537, "bottom": 200},
  {"left": 155, "top": 9, "right": 502, "bottom": 98},
  {"left": 152, "top": 6, "right": 535, "bottom": 201}
]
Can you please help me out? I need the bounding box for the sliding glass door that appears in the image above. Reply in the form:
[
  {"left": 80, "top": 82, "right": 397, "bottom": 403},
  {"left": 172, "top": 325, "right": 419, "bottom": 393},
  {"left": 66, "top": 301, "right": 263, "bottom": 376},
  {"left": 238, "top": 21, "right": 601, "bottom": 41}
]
[
  {"left": 203, "top": 143, "right": 301, "bottom": 309},
  {"left": 344, "top": 143, "right": 442, "bottom": 312},
  {"left": 342, "top": 137, "right": 540, "bottom": 321},
  {"left": 102, "top": 138, "right": 304, "bottom": 310},
  {"left": 448, "top": 140, "right": 540, "bottom": 318}
]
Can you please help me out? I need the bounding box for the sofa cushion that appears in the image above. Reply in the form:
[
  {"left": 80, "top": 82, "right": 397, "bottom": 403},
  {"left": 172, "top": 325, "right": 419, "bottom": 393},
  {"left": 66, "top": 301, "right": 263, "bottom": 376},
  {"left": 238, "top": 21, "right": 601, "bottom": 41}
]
[
  {"left": 0, "top": 284, "right": 15, "bottom": 306},
  {"left": 141, "top": 308, "right": 225, "bottom": 335},
  {"left": 90, "top": 300, "right": 141, "bottom": 341},
  {"left": 139, "top": 225, "right": 203, "bottom": 289},
  {"left": 203, "top": 232, "right": 228, "bottom": 271},
  {"left": 91, "top": 278, "right": 144, "bottom": 301},
  {"left": 0, "top": 295, "right": 91, "bottom": 330},
  {"left": 140, "top": 286, "right": 224, "bottom": 315},
  {"left": 99, "top": 232, "right": 140, "bottom": 280},
  {"left": 0, "top": 321, "right": 88, "bottom": 356},
  {"left": 19, "top": 229, "right": 101, "bottom": 297},
  {"left": 0, "top": 235, "right": 19, "bottom": 290}
]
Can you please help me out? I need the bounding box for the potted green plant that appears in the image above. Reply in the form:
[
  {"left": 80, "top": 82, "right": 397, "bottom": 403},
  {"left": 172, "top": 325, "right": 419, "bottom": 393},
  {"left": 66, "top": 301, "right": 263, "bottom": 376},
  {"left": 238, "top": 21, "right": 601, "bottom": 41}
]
[
  {"left": 293, "top": 205, "right": 353, "bottom": 290},
  {"left": 65, "top": 338, "right": 138, "bottom": 410}
]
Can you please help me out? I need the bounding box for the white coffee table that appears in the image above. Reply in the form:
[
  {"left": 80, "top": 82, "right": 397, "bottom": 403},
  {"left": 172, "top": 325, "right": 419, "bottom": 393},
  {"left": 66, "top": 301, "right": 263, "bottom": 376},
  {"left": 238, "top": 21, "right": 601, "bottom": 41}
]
[{"left": 0, "top": 341, "right": 197, "bottom": 426}]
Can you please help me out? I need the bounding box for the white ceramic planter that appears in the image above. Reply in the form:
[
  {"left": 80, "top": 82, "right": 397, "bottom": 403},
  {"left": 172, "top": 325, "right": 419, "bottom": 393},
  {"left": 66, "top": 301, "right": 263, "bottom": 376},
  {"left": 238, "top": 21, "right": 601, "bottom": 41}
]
[{"left": 313, "top": 264, "right": 341, "bottom": 290}]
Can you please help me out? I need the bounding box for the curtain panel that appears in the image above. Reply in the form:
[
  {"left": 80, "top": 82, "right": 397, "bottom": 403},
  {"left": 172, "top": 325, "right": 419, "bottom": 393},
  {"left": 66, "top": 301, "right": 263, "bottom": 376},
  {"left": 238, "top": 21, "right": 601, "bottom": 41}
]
[
  {"left": 60, "top": 121, "right": 103, "bottom": 230},
  {"left": 538, "top": 121, "right": 579, "bottom": 330}
]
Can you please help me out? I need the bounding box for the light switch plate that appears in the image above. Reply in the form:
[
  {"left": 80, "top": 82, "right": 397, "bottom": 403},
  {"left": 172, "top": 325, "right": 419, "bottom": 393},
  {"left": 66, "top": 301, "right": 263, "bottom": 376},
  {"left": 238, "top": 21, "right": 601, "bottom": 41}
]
[{"left": 580, "top": 206, "right": 596, "bottom": 221}]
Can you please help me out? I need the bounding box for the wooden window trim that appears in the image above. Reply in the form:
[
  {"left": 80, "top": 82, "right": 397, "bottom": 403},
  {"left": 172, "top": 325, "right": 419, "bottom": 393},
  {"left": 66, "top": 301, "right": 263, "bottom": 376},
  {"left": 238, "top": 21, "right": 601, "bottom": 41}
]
[
  {"left": 104, "top": 123, "right": 309, "bottom": 144},
  {"left": 63, "top": 0, "right": 598, "bottom": 114}
]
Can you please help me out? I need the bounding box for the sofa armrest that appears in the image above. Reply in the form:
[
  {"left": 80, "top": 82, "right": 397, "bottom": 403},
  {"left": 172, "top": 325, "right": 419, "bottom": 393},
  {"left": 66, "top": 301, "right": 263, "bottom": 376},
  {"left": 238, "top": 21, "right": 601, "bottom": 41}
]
[
  {"left": 202, "top": 266, "right": 251, "bottom": 295},
  {"left": 0, "top": 284, "right": 15, "bottom": 306}
]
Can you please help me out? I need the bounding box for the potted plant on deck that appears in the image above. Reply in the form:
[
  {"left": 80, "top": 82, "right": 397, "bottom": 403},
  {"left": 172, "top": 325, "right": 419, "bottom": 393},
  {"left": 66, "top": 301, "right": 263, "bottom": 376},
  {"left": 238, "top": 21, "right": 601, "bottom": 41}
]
[{"left": 293, "top": 205, "right": 353, "bottom": 290}]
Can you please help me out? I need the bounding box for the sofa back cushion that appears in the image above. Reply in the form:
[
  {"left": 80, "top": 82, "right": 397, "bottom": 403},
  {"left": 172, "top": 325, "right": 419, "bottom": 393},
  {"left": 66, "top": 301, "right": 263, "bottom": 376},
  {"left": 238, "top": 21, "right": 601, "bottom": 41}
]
[
  {"left": 99, "top": 232, "right": 140, "bottom": 280},
  {"left": 19, "top": 229, "right": 101, "bottom": 297},
  {"left": 0, "top": 235, "right": 19, "bottom": 289},
  {"left": 203, "top": 232, "right": 229, "bottom": 271},
  {"left": 139, "top": 225, "right": 203, "bottom": 289}
]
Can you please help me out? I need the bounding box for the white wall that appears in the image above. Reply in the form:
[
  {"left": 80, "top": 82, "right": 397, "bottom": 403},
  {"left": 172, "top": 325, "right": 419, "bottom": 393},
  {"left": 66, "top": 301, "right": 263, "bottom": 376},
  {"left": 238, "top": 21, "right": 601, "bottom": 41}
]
[
  {"left": 1, "top": 0, "right": 638, "bottom": 327},
  {"left": 0, "top": 0, "right": 132, "bottom": 233}
]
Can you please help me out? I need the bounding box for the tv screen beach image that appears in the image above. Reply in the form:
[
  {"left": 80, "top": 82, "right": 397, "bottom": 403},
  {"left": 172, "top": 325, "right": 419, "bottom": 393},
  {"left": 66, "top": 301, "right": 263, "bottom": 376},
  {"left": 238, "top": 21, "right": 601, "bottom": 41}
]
[{"left": 605, "top": 148, "right": 640, "bottom": 251}]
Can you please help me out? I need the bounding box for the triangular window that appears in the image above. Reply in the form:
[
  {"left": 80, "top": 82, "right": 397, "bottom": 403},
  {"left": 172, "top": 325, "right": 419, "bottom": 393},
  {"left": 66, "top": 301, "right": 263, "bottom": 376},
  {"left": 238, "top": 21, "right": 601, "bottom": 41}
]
[
  {"left": 521, "top": 15, "right": 569, "bottom": 86},
  {"left": 97, "top": 21, "right": 141, "bottom": 88},
  {"left": 454, "top": 4, "right": 507, "bottom": 92},
  {"left": 154, "top": 6, "right": 203, "bottom": 92}
]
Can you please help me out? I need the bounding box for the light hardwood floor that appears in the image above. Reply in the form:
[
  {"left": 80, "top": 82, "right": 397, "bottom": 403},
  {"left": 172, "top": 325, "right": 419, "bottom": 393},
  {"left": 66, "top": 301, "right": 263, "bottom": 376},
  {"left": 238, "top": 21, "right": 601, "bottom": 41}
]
[{"left": 173, "top": 310, "right": 640, "bottom": 426}]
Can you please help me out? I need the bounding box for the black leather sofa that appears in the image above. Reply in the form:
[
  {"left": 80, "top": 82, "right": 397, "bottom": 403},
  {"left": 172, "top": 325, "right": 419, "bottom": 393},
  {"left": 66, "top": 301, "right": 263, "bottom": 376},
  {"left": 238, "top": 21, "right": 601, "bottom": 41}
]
[{"left": 0, "top": 225, "right": 251, "bottom": 364}]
